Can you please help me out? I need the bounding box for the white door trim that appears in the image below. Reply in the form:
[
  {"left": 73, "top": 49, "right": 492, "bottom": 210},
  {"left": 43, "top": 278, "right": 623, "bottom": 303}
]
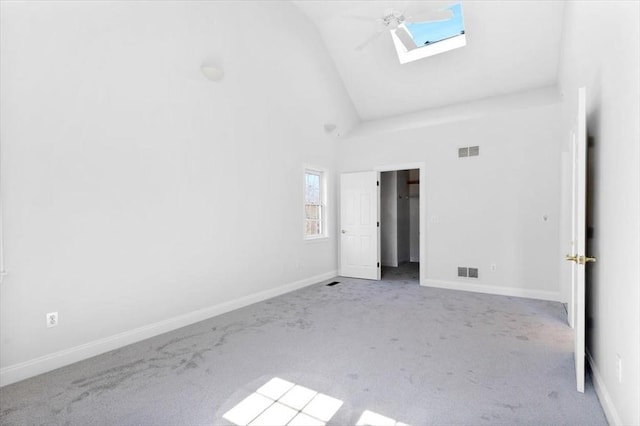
[
  {"left": 373, "top": 162, "right": 427, "bottom": 285},
  {"left": 572, "top": 86, "right": 588, "bottom": 393}
]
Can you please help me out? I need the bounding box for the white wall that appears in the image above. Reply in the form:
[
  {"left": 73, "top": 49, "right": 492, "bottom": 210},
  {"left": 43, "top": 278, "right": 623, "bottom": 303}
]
[
  {"left": 0, "top": 1, "right": 358, "bottom": 385},
  {"left": 557, "top": 2, "right": 640, "bottom": 424},
  {"left": 380, "top": 171, "right": 398, "bottom": 267},
  {"left": 338, "top": 89, "right": 563, "bottom": 300}
]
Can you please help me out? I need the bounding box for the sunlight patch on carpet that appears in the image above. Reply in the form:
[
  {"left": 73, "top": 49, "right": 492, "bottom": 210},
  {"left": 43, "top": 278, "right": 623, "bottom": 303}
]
[{"left": 223, "top": 377, "right": 343, "bottom": 426}]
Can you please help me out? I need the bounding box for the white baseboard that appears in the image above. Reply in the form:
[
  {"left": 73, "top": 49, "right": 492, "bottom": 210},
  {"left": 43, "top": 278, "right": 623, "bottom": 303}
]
[
  {"left": 586, "top": 350, "right": 623, "bottom": 426},
  {"left": 422, "top": 278, "right": 560, "bottom": 301},
  {"left": 0, "top": 270, "right": 337, "bottom": 387}
]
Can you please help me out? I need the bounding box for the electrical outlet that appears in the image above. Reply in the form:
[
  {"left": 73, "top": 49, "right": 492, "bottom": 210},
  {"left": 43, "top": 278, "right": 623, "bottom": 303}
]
[
  {"left": 46, "top": 312, "right": 58, "bottom": 328},
  {"left": 490, "top": 263, "right": 497, "bottom": 272}
]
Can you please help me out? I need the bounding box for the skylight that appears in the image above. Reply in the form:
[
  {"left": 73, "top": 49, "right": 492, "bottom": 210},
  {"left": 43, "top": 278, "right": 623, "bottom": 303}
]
[{"left": 390, "top": 3, "right": 466, "bottom": 64}]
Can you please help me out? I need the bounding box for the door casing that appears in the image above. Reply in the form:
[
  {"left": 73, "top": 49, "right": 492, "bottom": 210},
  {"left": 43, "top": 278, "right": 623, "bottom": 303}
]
[{"left": 373, "top": 162, "right": 427, "bottom": 284}]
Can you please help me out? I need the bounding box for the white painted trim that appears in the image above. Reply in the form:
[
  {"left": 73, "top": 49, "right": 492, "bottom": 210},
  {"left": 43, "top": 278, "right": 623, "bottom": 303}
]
[
  {"left": 303, "top": 163, "right": 330, "bottom": 240},
  {"left": 391, "top": 30, "right": 466, "bottom": 65},
  {"left": 373, "top": 163, "right": 425, "bottom": 173},
  {"left": 422, "top": 278, "right": 561, "bottom": 301},
  {"left": 0, "top": 270, "right": 337, "bottom": 387},
  {"left": 586, "top": 350, "right": 623, "bottom": 426}
]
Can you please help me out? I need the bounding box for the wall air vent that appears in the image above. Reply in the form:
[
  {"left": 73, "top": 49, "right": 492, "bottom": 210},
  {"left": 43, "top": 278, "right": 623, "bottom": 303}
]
[
  {"left": 458, "top": 146, "right": 480, "bottom": 158},
  {"left": 458, "top": 266, "right": 478, "bottom": 278}
]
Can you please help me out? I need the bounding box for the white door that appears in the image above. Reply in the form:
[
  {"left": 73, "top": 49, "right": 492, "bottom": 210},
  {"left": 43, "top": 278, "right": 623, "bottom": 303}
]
[
  {"left": 566, "top": 86, "right": 595, "bottom": 393},
  {"left": 340, "top": 171, "right": 381, "bottom": 280}
]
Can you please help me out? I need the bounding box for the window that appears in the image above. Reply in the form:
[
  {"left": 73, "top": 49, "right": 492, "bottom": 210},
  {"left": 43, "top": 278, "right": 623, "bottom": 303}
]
[
  {"left": 390, "top": 3, "right": 466, "bottom": 64},
  {"left": 304, "top": 167, "right": 327, "bottom": 239}
]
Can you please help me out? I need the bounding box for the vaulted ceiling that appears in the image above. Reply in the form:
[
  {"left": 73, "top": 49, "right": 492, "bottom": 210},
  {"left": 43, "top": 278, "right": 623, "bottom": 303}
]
[{"left": 293, "top": 1, "right": 566, "bottom": 121}]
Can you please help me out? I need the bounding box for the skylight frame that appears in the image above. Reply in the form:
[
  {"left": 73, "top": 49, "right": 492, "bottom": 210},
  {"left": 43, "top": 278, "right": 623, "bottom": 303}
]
[
  {"left": 391, "top": 29, "right": 466, "bottom": 64},
  {"left": 390, "top": 3, "right": 466, "bottom": 65}
]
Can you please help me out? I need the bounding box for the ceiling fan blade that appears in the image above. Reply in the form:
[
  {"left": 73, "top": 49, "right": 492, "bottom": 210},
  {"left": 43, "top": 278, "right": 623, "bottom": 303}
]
[
  {"left": 406, "top": 8, "right": 453, "bottom": 23},
  {"left": 344, "top": 14, "right": 380, "bottom": 22},
  {"left": 395, "top": 26, "right": 418, "bottom": 51},
  {"left": 355, "top": 28, "right": 388, "bottom": 51}
]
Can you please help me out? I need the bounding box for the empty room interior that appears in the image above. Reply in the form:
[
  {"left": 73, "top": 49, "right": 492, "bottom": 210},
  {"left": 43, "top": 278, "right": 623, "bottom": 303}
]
[{"left": 0, "top": 1, "right": 639, "bottom": 425}]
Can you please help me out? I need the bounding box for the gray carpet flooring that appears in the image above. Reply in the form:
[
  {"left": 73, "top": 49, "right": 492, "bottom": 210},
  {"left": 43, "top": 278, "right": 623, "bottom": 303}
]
[{"left": 0, "top": 263, "right": 607, "bottom": 425}]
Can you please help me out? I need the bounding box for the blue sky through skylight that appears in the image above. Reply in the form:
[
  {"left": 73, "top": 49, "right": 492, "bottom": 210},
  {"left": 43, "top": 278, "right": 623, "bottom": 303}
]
[{"left": 405, "top": 3, "right": 464, "bottom": 46}]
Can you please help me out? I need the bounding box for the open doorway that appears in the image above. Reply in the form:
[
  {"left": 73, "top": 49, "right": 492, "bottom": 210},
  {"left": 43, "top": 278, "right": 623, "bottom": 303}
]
[{"left": 380, "top": 169, "right": 420, "bottom": 281}]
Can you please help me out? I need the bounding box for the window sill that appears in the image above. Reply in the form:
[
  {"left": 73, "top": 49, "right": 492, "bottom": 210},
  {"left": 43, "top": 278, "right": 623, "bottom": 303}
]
[{"left": 303, "top": 235, "right": 330, "bottom": 243}]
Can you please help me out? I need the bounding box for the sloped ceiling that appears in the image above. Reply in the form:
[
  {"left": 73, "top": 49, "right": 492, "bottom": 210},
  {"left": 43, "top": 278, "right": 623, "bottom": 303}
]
[{"left": 293, "top": 0, "right": 565, "bottom": 121}]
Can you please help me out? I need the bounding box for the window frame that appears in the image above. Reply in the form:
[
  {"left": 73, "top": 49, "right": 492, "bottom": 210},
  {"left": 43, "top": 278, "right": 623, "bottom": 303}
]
[{"left": 303, "top": 165, "right": 329, "bottom": 241}]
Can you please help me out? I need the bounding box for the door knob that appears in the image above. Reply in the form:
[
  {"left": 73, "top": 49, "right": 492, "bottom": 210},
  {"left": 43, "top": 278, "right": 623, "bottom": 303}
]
[
  {"left": 341, "top": 230, "right": 346, "bottom": 234},
  {"left": 565, "top": 254, "right": 596, "bottom": 264},
  {"left": 579, "top": 255, "right": 597, "bottom": 264}
]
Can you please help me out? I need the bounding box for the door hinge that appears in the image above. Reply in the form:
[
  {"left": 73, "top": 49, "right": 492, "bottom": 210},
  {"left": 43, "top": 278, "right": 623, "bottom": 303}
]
[
  {"left": 377, "top": 262, "right": 380, "bottom": 268},
  {"left": 377, "top": 180, "right": 379, "bottom": 186},
  {"left": 377, "top": 221, "right": 380, "bottom": 227}
]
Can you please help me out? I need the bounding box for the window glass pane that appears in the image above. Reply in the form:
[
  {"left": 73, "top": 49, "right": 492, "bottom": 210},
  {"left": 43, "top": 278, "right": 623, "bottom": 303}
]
[
  {"left": 305, "top": 204, "right": 320, "bottom": 220},
  {"left": 305, "top": 220, "right": 320, "bottom": 236},
  {"left": 305, "top": 173, "right": 321, "bottom": 204},
  {"left": 304, "top": 168, "right": 324, "bottom": 238},
  {"left": 405, "top": 3, "right": 464, "bottom": 46}
]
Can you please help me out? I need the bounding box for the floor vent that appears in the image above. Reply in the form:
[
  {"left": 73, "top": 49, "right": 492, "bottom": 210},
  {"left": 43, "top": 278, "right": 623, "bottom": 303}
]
[{"left": 326, "top": 281, "right": 340, "bottom": 287}]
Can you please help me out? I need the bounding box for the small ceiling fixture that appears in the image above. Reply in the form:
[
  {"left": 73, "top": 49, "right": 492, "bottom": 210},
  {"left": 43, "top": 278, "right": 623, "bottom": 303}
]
[
  {"left": 323, "top": 123, "right": 337, "bottom": 133},
  {"left": 381, "top": 8, "right": 406, "bottom": 30},
  {"left": 323, "top": 123, "right": 341, "bottom": 137},
  {"left": 354, "top": 8, "right": 407, "bottom": 51},
  {"left": 201, "top": 63, "right": 224, "bottom": 82}
]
